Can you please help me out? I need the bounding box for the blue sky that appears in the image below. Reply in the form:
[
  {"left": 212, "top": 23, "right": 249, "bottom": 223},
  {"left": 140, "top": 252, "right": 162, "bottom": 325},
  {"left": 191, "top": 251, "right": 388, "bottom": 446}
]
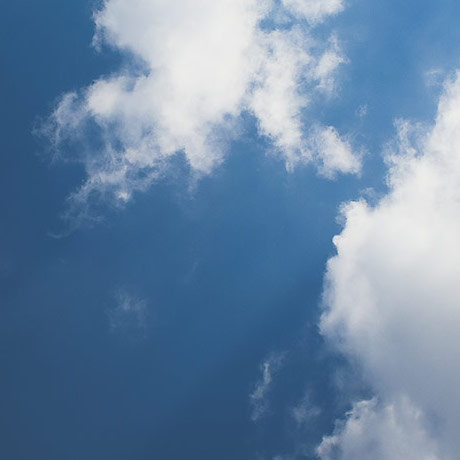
[{"left": 2, "top": 1, "right": 460, "bottom": 459}]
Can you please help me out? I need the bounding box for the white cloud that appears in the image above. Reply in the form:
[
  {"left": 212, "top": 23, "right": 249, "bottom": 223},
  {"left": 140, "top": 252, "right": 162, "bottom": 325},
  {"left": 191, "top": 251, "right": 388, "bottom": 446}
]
[
  {"left": 318, "top": 72, "right": 460, "bottom": 458},
  {"left": 317, "top": 398, "right": 440, "bottom": 460},
  {"left": 43, "top": 0, "right": 360, "bottom": 221},
  {"left": 250, "top": 352, "right": 285, "bottom": 422},
  {"left": 310, "top": 125, "right": 361, "bottom": 178},
  {"left": 281, "top": 0, "right": 344, "bottom": 24}
]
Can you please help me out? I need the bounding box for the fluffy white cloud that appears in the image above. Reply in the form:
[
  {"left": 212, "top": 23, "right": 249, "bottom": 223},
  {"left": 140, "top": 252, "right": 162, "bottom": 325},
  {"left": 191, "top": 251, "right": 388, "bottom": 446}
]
[
  {"left": 318, "top": 73, "right": 460, "bottom": 458},
  {"left": 317, "top": 398, "right": 440, "bottom": 460},
  {"left": 43, "top": 0, "right": 360, "bottom": 220},
  {"left": 250, "top": 352, "right": 285, "bottom": 422}
]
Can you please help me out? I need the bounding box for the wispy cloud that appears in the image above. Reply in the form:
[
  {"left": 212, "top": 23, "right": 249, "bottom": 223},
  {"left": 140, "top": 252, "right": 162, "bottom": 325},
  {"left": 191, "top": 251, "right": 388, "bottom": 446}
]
[
  {"left": 108, "top": 289, "right": 149, "bottom": 337},
  {"left": 41, "top": 0, "right": 360, "bottom": 224},
  {"left": 318, "top": 72, "right": 460, "bottom": 458},
  {"left": 281, "top": 0, "right": 344, "bottom": 24},
  {"left": 250, "top": 351, "right": 286, "bottom": 422},
  {"left": 291, "top": 391, "right": 321, "bottom": 428}
]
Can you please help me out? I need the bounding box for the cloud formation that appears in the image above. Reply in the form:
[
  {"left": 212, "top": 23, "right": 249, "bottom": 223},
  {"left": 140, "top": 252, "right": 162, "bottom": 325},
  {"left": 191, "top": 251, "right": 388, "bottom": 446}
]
[
  {"left": 43, "top": 0, "right": 360, "bottom": 221},
  {"left": 318, "top": 73, "right": 460, "bottom": 459},
  {"left": 250, "top": 352, "right": 285, "bottom": 422},
  {"left": 317, "top": 398, "right": 439, "bottom": 460}
]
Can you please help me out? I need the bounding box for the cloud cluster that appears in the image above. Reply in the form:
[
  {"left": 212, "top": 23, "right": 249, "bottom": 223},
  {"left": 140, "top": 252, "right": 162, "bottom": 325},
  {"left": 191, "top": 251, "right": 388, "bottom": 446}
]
[
  {"left": 43, "top": 0, "right": 360, "bottom": 221},
  {"left": 318, "top": 73, "right": 460, "bottom": 459}
]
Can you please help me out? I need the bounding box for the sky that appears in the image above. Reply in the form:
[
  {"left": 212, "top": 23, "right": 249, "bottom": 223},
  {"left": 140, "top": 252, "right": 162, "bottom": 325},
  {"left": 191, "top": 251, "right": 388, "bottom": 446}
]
[{"left": 1, "top": 0, "right": 460, "bottom": 459}]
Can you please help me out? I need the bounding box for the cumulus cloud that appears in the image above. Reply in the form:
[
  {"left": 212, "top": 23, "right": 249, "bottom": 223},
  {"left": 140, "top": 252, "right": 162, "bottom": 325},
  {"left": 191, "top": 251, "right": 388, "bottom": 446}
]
[
  {"left": 318, "top": 72, "right": 460, "bottom": 458},
  {"left": 42, "top": 0, "right": 360, "bottom": 221},
  {"left": 250, "top": 352, "right": 285, "bottom": 422}
]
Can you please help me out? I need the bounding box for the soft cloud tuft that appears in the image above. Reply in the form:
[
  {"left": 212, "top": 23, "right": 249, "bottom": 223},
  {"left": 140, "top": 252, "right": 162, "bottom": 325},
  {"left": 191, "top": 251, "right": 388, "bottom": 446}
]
[{"left": 43, "top": 0, "right": 360, "bottom": 221}]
